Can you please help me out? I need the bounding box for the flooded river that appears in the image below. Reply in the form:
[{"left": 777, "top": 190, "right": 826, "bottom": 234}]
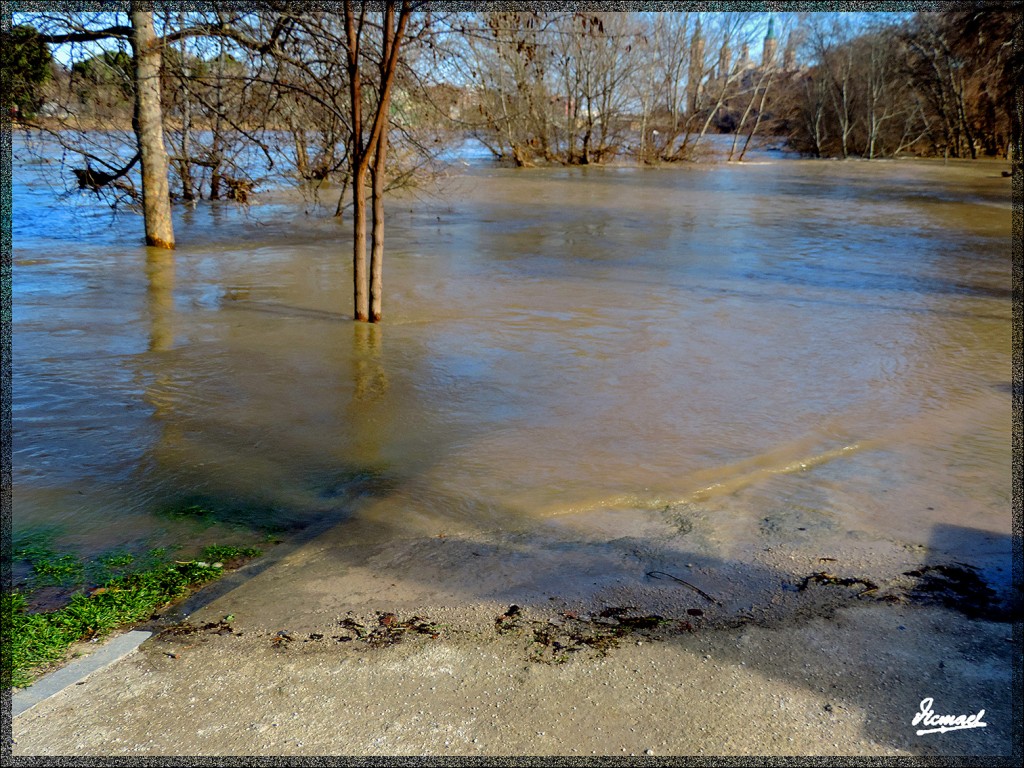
[{"left": 11, "top": 139, "right": 1013, "bottom": 595}]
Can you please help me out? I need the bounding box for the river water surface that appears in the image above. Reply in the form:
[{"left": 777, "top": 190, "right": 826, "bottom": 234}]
[{"left": 11, "top": 138, "right": 1013, "bottom": 597}]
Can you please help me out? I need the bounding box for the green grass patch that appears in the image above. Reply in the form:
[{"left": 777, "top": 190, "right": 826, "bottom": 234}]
[
  {"left": 3, "top": 545, "right": 262, "bottom": 690},
  {"left": 199, "top": 544, "right": 262, "bottom": 563},
  {"left": 98, "top": 551, "right": 135, "bottom": 569},
  {"left": 30, "top": 553, "right": 85, "bottom": 587}
]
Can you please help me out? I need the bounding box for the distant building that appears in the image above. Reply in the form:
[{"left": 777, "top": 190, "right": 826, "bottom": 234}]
[
  {"left": 687, "top": 19, "right": 705, "bottom": 116},
  {"left": 783, "top": 28, "right": 798, "bottom": 71},
  {"left": 700, "top": 17, "right": 806, "bottom": 135},
  {"left": 718, "top": 40, "right": 731, "bottom": 81},
  {"left": 738, "top": 42, "right": 752, "bottom": 72},
  {"left": 762, "top": 17, "right": 778, "bottom": 68},
  {"left": 679, "top": 16, "right": 804, "bottom": 127}
]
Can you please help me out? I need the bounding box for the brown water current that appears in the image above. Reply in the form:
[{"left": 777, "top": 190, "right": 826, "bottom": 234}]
[{"left": 11, "top": 154, "right": 1013, "bottom": 602}]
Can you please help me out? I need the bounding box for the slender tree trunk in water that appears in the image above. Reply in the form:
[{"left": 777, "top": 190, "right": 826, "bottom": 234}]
[
  {"left": 334, "top": 170, "right": 350, "bottom": 218},
  {"left": 294, "top": 125, "right": 309, "bottom": 180},
  {"left": 739, "top": 73, "right": 773, "bottom": 162},
  {"left": 345, "top": 1, "right": 369, "bottom": 321},
  {"left": 177, "top": 11, "right": 195, "bottom": 202},
  {"left": 369, "top": 135, "right": 386, "bottom": 322},
  {"left": 347, "top": 0, "right": 408, "bottom": 322},
  {"left": 130, "top": 2, "right": 174, "bottom": 249},
  {"left": 352, "top": 165, "right": 369, "bottom": 321},
  {"left": 179, "top": 88, "right": 194, "bottom": 201},
  {"left": 209, "top": 39, "right": 226, "bottom": 200},
  {"left": 638, "top": 111, "right": 647, "bottom": 164},
  {"left": 729, "top": 85, "right": 759, "bottom": 161},
  {"left": 370, "top": 4, "right": 397, "bottom": 322}
]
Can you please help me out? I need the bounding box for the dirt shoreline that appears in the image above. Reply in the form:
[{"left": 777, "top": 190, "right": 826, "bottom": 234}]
[{"left": 10, "top": 507, "right": 1017, "bottom": 758}]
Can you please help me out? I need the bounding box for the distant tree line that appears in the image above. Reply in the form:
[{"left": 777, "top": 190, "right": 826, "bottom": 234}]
[
  {"left": 777, "top": 9, "right": 1020, "bottom": 161},
  {"left": 9, "top": 8, "right": 1018, "bottom": 186}
]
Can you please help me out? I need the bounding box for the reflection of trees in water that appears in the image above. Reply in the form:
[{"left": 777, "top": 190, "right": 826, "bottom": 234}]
[
  {"left": 348, "top": 322, "right": 390, "bottom": 476},
  {"left": 137, "top": 251, "right": 276, "bottom": 536},
  {"left": 140, "top": 245, "right": 186, "bottom": 481},
  {"left": 145, "top": 247, "right": 175, "bottom": 354},
  {"left": 142, "top": 246, "right": 180, "bottom": 449},
  {"left": 136, "top": 281, "right": 407, "bottom": 530},
  {"left": 352, "top": 321, "right": 388, "bottom": 404}
]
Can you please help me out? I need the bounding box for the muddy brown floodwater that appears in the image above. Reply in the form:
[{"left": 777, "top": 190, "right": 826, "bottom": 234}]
[{"left": 12, "top": 149, "right": 1013, "bottom": 607}]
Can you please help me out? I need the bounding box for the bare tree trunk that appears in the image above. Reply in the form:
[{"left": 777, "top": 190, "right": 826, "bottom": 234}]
[
  {"left": 334, "top": 169, "right": 350, "bottom": 218},
  {"left": 739, "top": 70, "right": 773, "bottom": 161},
  {"left": 293, "top": 120, "right": 310, "bottom": 180},
  {"left": 178, "top": 85, "right": 195, "bottom": 201},
  {"left": 130, "top": 2, "right": 174, "bottom": 249},
  {"left": 369, "top": 4, "right": 396, "bottom": 323},
  {"left": 208, "top": 38, "right": 226, "bottom": 200},
  {"left": 346, "top": 0, "right": 408, "bottom": 322},
  {"left": 728, "top": 85, "right": 757, "bottom": 161},
  {"left": 177, "top": 10, "right": 195, "bottom": 201},
  {"left": 345, "top": 1, "right": 369, "bottom": 321},
  {"left": 638, "top": 110, "right": 647, "bottom": 164},
  {"left": 352, "top": 165, "right": 369, "bottom": 320},
  {"left": 369, "top": 131, "right": 387, "bottom": 322}
]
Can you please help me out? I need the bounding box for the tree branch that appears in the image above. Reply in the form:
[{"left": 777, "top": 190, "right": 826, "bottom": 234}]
[{"left": 36, "top": 26, "right": 133, "bottom": 44}]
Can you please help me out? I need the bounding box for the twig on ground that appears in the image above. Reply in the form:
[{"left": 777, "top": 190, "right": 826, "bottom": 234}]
[{"left": 646, "top": 570, "right": 722, "bottom": 606}]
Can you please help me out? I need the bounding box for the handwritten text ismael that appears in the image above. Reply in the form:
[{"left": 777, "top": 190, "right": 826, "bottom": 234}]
[{"left": 913, "top": 698, "right": 987, "bottom": 736}]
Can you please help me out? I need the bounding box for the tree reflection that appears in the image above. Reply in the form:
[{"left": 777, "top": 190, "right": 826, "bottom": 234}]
[
  {"left": 352, "top": 320, "right": 388, "bottom": 404},
  {"left": 145, "top": 246, "right": 175, "bottom": 353}
]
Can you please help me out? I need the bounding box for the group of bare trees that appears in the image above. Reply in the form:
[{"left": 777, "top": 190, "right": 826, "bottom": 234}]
[
  {"left": 18, "top": 2, "right": 428, "bottom": 321},
  {"left": 453, "top": 8, "right": 1019, "bottom": 166},
  {"left": 454, "top": 11, "right": 779, "bottom": 166},
  {"left": 8, "top": 6, "right": 1019, "bottom": 317},
  {"left": 778, "top": 9, "right": 1020, "bottom": 162}
]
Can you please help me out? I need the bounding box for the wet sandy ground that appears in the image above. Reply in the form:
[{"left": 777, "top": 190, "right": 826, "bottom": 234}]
[{"left": 11, "top": 506, "right": 1016, "bottom": 758}]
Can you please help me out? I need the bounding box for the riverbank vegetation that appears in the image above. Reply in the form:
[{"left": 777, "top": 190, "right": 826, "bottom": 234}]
[
  {"left": 6, "top": 4, "right": 1019, "bottom": 314},
  {"left": 3, "top": 541, "right": 262, "bottom": 689}
]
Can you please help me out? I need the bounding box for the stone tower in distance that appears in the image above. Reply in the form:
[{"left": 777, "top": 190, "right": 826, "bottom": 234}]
[
  {"left": 688, "top": 18, "right": 705, "bottom": 115},
  {"left": 783, "top": 32, "right": 796, "bottom": 70},
  {"left": 762, "top": 16, "right": 778, "bottom": 68}
]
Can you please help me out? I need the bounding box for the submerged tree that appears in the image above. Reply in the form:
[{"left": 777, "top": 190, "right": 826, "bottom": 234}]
[
  {"left": 344, "top": 1, "right": 412, "bottom": 322},
  {"left": 30, "top": 7, "right": 176, "bottom": 247},
  {"left": 246, "top": 2, "right": 417, "bottom": 321},
  {"left": 460, "top": 10, "right": 558, "bottom": 166},
  {"left": 129, "top": 2, "right": 174, "bottom": 248}
]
